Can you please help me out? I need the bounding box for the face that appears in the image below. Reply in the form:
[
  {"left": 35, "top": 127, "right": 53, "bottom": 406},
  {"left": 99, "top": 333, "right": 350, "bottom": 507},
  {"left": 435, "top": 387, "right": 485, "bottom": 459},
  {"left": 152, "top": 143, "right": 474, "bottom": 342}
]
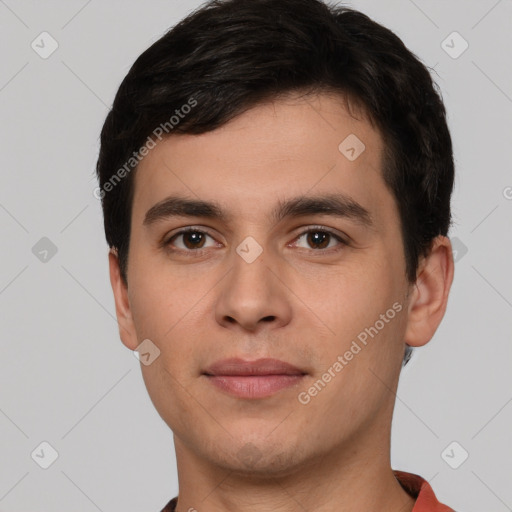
[{"left": 111, "top": 92, "right": 419, "bottom": 476}]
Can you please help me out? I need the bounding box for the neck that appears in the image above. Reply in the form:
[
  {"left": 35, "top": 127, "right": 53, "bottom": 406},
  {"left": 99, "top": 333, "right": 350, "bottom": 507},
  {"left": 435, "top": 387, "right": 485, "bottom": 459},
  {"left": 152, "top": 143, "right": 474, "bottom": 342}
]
[{"left": 172, "top": 431, "right": 415, "bottom": 512}]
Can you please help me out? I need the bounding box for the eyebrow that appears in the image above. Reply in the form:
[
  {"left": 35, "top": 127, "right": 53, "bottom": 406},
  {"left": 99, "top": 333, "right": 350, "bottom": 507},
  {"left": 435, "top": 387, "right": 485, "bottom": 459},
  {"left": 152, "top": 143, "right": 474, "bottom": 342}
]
[{"left": 143, "top": 193, "right": 374, "bottom": 229}]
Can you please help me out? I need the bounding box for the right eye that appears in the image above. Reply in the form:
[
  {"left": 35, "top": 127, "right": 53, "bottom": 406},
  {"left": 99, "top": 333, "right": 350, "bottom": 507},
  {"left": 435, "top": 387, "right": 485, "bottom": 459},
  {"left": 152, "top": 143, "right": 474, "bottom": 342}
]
[{"left": 164, "top": 228, "right": 219, "bottom": 253}]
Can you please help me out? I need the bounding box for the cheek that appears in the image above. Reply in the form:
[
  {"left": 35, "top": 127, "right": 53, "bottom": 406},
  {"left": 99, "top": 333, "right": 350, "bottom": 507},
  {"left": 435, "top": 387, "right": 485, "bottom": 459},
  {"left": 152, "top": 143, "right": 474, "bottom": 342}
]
[
  {"left": 128, "top": 262, "right": 189, "bottom": 338},
  {"left": 315, "top": 266, "right": 392, "bottom": 333},
  {"left": 308, "top": 262, "right": 406, "bottom": 392},
  {"left": 128, "top": 270, "right": 206, "bottom": 375},
  {"left": 301, "top": 302, "right": 406, "bottom": 427}
]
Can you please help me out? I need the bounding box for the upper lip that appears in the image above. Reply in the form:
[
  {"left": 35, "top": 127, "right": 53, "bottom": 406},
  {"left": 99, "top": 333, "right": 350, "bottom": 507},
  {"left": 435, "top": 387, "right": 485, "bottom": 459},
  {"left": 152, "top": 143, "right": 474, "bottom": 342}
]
[{"left": 203, "top": 358, "right": 306, "bottom": 376}]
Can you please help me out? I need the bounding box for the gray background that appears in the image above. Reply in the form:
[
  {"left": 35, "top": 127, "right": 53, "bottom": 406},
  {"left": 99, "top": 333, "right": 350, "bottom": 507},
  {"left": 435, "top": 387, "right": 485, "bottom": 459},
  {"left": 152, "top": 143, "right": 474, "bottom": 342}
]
[{"left": 1, "top": 0, "right": 511, "bottom": 510}]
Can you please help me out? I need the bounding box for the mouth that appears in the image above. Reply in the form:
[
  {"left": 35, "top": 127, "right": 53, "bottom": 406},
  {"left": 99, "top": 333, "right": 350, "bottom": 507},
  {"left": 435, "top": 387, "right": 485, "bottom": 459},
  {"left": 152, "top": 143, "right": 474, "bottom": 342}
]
[{"left": 202, "top": 358, "right": 307, "bottom": 399}]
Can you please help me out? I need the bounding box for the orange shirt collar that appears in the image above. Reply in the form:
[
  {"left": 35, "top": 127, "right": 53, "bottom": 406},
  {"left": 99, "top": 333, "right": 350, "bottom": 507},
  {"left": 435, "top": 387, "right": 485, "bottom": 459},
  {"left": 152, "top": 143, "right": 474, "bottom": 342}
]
[{"left": 394, "top": 470, "right": 455, "bottom": 511}]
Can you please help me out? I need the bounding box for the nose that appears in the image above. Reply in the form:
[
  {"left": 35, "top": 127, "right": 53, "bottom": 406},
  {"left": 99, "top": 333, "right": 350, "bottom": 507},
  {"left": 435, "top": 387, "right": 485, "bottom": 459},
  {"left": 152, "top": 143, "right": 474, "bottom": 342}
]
[{"left": 214, "top": 246, "right": 292, "bottom": 333}]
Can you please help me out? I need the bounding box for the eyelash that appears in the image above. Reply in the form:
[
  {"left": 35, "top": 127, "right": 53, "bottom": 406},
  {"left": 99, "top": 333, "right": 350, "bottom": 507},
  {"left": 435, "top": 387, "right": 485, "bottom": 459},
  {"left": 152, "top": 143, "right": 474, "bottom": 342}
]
[{"left": 162, "top": 225, "right": 349, "bottom": 256}]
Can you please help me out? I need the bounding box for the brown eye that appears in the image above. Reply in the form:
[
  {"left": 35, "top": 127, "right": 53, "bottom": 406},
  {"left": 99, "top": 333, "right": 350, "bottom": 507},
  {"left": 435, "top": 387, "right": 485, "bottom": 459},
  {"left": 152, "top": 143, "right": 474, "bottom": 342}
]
[
  {"left": 166, "top": 229, "right": 216, "bottom": 251},
  {"left": 181, "top": 231, "right": 206, "bottom": 249},
  {"left": 306, "top": 231, "right": 330, "bottom": 249},
  {"left": 293, "top": 228, "right": 347, "bottom": 251}
]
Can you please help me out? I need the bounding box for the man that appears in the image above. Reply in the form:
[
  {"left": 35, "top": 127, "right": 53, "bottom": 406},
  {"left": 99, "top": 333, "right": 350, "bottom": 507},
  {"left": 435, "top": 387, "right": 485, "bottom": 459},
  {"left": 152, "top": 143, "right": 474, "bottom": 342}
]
[{"left": 96, "top": 0, "right": 456, "bottom": 510}]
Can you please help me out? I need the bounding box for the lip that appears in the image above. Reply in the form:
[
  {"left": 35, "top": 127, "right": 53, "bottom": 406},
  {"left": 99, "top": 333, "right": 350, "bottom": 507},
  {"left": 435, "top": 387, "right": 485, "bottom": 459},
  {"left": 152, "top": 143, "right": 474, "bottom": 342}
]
[
  {"left": 204, "top": 357, "right": 305, "bottom": 376},
  {"left": 203, "top": 358, "right": 306, "bottom": 399}
]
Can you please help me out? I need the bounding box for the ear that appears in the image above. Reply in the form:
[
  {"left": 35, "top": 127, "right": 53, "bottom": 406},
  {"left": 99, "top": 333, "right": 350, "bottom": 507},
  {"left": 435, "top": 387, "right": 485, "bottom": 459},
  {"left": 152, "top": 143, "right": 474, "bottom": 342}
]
[
  {"left": 108, "top": 248, "right": 139, "bottom": 351},
  {"left": 404, "top": 235, "right": 455, "bottom": 347}
]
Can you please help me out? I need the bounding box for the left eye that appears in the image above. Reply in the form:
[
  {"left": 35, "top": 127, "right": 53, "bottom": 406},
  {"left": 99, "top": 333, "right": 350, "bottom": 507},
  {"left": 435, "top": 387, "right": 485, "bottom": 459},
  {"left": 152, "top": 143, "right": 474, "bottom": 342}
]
[{"left": 292, "top": 228, "right": 346, "bottom": 251}]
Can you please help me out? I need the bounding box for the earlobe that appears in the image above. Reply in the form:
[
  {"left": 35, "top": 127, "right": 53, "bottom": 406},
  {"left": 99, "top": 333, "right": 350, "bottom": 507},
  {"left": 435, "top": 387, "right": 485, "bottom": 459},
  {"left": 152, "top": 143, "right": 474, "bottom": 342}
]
[
  {"left": 108, "top": 248, "right": 139, "bottom": 351},
  {"left": 403, "top": 235, "right": 455, "bottom": 348}
]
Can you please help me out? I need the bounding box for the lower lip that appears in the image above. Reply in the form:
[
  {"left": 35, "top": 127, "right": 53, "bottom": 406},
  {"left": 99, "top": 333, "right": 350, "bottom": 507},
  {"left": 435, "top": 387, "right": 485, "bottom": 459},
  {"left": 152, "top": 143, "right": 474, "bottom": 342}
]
[{"left": 205, "top": 375, "right": 305, "bottom": 399}]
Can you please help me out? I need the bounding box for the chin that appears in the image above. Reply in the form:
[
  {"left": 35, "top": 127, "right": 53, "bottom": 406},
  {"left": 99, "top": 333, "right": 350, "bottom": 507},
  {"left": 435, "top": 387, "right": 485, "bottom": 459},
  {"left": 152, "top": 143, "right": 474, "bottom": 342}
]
[{"left": 206, "top": 437, "right": 310, "bottom": 479}]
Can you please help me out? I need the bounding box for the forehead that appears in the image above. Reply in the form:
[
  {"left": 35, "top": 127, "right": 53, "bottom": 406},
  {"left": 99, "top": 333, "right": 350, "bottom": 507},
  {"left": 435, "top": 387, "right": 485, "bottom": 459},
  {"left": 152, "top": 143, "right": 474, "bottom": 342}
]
[{"left": 131, "top": 91, "right": 392, "bottom": 228}]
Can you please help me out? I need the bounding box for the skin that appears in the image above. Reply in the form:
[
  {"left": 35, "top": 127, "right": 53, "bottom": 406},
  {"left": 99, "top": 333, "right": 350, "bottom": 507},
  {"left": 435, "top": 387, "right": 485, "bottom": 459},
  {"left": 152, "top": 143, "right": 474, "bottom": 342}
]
[{"left": 109, "top": 91, "right": 454, "bottom": 512}]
